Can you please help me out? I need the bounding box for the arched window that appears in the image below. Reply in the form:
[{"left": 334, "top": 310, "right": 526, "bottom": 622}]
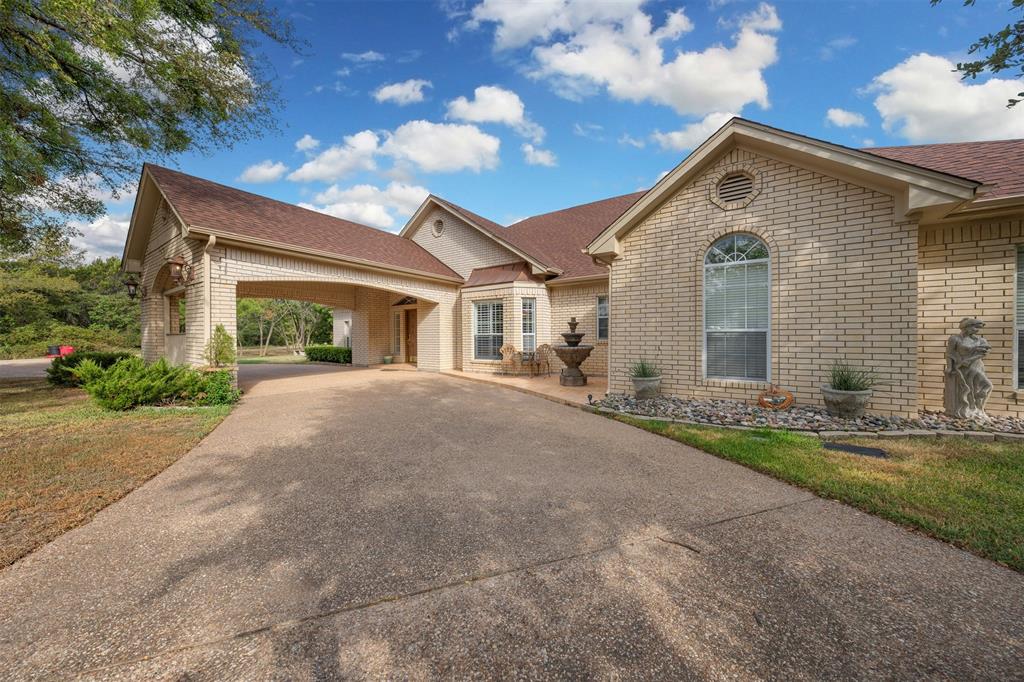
[{"left": 704, "top": 234, "right": 770, "bottom": 381}]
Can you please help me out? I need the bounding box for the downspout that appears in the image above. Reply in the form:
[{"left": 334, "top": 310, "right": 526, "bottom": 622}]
[{"left": 203, "top": 235, "right": 216, "bottom": 347}]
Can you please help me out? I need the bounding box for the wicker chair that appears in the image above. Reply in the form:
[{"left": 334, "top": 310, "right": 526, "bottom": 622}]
[
  {"left": 498, "top": 343, "right": 521, "bottom": 375},
  {"left": 534, "top": 344, "right": 553, "bottom": 377}
]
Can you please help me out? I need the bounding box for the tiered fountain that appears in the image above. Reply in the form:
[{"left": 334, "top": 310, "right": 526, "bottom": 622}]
[{"left": 553, "top": 317, "right": 594, "bottom": 387}]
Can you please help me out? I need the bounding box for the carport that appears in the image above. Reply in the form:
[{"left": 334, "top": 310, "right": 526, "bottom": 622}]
[{"left": 120, "top": 164, "right": 463, "bottom": 370}]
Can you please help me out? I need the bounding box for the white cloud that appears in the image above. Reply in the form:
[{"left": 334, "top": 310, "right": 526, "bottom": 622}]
[
  {"left": 446, "top": 85, "right": 545, "bottom": 142},
  {"left": 382, "top": 120, "right": 500, "bottom": 173},
  {"left": 374, "top": 79, "right": 432, "bottom": 105},
  {"left": 469, "top": 1, "right": 782, "bottom": 117},
  {"left": 238, "top": 160, "right": 288, "bottom": 183},
  {"left": 521, "top": 143, "right": 557, "bottom": 166},
  {"left": 825, "top": 108, "right": 867, "bottom": 128},
  {"left": 618, "top": 133, "right": 646, "bottom": 148},
  {"left": 869, "top": 53, "right": 1024, "bottom": 143},
  {"left": 342, "top": 50, "right": 385, "bottom": 62},
  {"left": 572, "top": 122, "right": 604, "bottom": 140},
  {"left": 651, "top": 111, "right": 736, "bottom": 151},
  {"left": 287, "top": 130, "right": 380, "bottom": 182},
  {"left": 819, "top": 36, "right": 856, "bottom": 61},
  {"left": 862, "top": 138, "right": 876, "bottom": 147},
  {"left": 300, "top": 182, "right": 430, "bottom": 231},
  {"left": 70, "top": 213, "right": 131, "bottom": 259},
  {"left": 69, "top": 172, "right": 136, "bottom": 205},
  {"left": 295, "top": 134, "right": 320, "bottom": 152}
]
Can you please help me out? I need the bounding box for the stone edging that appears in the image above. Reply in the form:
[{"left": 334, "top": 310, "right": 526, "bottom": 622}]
[{"left": 583, "top": 406, "right": 1024, "bottom": 443}]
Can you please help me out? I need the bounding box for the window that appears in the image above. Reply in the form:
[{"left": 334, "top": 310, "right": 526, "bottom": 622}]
[
  {"left": 597, "top": 295, "right": 609, "bottom": 340},
  {"left": 1017, "top": 248, "right": 1024, "bottom": 387},
  {"left": 521, "top": 298, "right": 536, "bottom": 352},
  {"left": 704, "top": 234, "right": 769, "bottom": 381},
  {"left": 393, "top": 312, "right": 401, "bottom": 355},
  {"left": 474, "top": 301, "right": 503, "bottom": 360}
]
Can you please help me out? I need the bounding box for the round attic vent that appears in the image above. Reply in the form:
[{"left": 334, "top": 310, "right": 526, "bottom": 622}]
[
  {"left": 432, "top": 219, "right": 445, "bottom": 237},
  {"left": 717, "top": 173, "right": 755, "bottom": 204}
]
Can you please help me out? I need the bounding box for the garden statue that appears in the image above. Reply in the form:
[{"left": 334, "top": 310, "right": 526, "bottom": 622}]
[{"left": 944, "top": 317, "right": 993, "bottom": 420}]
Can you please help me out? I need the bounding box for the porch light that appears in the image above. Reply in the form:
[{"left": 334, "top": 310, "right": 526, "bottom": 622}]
[
  {"left": 124, "top": 275, "right": 139, "bottom": 300},
  {"left": 167, "top": 256, "right": 193, "bottom": 285}
]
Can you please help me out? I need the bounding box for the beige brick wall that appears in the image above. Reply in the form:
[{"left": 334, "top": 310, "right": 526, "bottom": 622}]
[
  {"left": 609, "top": 147, "right": 920, "bottom": 416},
  {"left": 918, "top": 217, "right": 1024, "bottom": 416},
  {"left": 411, "top": 207, "right": 518, "bottom": 279},
  {"left": 548, "top": 280, "right": 609, "bottom": 377}
]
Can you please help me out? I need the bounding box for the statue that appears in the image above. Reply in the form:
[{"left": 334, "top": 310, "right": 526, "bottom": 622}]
[{"left": 944, "top": 318, "right": 993, "bottom": 420}]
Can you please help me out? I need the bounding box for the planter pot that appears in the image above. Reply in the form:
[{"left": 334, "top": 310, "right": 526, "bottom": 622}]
[
  {"left": 821, "top": 386, "right": 872, "bottom": 419},
  {"left": 382, "top": 356, "right": 393, "bottom": 365},
  {"left": 632, "top": 376, "right": 662, "bottom": 400}
]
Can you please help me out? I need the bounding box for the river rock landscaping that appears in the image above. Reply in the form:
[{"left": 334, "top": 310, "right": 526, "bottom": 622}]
[{"left": 596, "top": 394, "right": 1024, "bottom": 436}]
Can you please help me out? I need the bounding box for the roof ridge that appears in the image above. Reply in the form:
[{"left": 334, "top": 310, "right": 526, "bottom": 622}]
[{"left": 513, "top": 190, "right": 647, "bottom": 225}]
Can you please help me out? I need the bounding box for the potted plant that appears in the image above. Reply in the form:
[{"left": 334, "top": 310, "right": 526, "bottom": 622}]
[
  {"left": 821, "top": 362, "right": 875, "bottom": 418},
  {"left": 629, "top": 359, "right": 661, "bottom": 399}
]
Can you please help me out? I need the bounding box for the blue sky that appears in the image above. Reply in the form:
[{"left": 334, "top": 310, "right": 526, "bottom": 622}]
[{"left": 81, "top": 0, "right": 1024, "bottom": 258}]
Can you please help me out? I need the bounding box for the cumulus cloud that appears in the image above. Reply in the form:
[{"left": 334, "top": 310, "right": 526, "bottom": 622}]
[
  {"left": 825, "top": 108, "right": 867, "bottom": 128},
  {"left": 70, "top": 213, "right": 131, "bottom": 259},
  {"left": 468, "top": 1, "right": 781, "bottom": 117},
  {"left": 237, "top": 160, "right": 288, "bottom": 183},
  {"left": 295, "top": 134, "right": 320, "bottom": 152},
  {"left": 374, "top": 79, "right": 432, "bottom": 105},
  {"left": 288, "top": 130, "right": 380, "bottom": 182},
  {"left": 382, "top": 120, "right": 500, "bottom": 173},
  {"left": 300, "top": 182, "right": 430, "bottom": 231},
  {"left": 521, "top": 143, "right": 557, "bottom": 166},
  {"left": 651, "top": 111, "right": 736, "bottom": 151},
  {"left": 342, "top": 50, "right": 385, "bottom": 62},
  {"left": 446, "top": 85, "right": 545, "bottom": 142},
  {"left": 868, "top": 53, "right": 1024, "bottom": 143}
]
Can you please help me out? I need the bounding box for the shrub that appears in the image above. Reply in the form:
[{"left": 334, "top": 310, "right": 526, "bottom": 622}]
[
  {"left": 204, "top": 324, "right": 237, "bottom": 367},
  {"left": 196, "top": 370, "right": 241, "bottom": 406},
  {"left": 70, "top": 358, "right": 106, "bottom": 387},
  {"left": 827, "top": 362, "right": 875, "bottom": 392},
  {"left": 304, "top": 345, "right": 351, "bottom": 363},
  {"left": 80, "top": 357, "right": 205, "bottom": 410},
  {"left": 0, "top": 322, "right": 136, "bottom": 359},
  {"left": 628, "top": 359, "right": 660, "bottom": 378},
  {"left": 47, "top": 350, "right": 135, "bottom": 387}
]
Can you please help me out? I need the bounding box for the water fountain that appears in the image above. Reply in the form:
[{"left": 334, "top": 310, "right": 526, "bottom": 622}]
[{"left": 552, "top": 317, "right": 594, "bottom": 387}]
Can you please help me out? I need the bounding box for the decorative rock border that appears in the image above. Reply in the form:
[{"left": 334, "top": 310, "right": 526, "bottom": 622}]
[{"left": 591, "top": 395, "right": 1024, "bottom": 444}]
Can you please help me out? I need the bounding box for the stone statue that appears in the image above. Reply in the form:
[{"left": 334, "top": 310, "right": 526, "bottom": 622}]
[{"left": 944, "top": 317, "right": 993, "bottom": 420}]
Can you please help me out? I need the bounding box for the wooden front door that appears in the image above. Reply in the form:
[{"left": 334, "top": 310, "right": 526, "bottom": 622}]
[{"left": 405, "top": 309, "right": 417, "bottom": 364}]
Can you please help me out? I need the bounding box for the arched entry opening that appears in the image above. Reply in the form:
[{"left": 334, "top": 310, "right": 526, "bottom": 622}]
[{"left": 150, "top": 259, "right": 195, "bottom": 365}]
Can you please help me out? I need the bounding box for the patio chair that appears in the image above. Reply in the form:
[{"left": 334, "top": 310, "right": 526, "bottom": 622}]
[
  {"left": 535, "top": 344, "right": 553, "bottom": 377},
  {"left": 499, "top": 343, "right": 521, "bottom": 375}
]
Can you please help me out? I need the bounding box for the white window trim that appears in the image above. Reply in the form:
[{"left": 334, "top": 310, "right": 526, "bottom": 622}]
[
  {"left": 702, "top": 242, "right": 771, "bottom": 383},
  {"left": 473, "top": 299, "right": 504, "bottom": 361},
  {"left": 521, "top": 297, "right": 536, "bottom": 352},
  {"left": 596, "top": 294, "right": 609, "bottom": 341}
]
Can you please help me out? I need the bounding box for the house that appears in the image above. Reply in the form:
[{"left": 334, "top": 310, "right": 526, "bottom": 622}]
[{"left": 122, "top": 118, "right": 1024, "bottom": 418}]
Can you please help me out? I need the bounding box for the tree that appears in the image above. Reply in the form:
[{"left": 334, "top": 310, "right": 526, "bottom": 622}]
[
  {"left": 0, "top": 0, "right": 298, "bottom": 253},
  {"left": 934, "top": 0, "right": 1024, "bottom": 107}
]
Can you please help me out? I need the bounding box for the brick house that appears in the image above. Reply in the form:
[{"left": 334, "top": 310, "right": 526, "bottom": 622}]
[{"left": 123, "top": 118, "right": 1024, "bottom": 417}]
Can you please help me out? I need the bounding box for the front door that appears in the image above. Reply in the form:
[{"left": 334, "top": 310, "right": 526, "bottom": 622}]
[{"left": 405, "top": 309, "right": 417, "bottom": 364}]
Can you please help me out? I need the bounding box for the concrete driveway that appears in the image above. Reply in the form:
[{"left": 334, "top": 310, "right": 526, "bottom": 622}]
[{"left": 0, "top": 365, "right": 1021, "bottom": 679}]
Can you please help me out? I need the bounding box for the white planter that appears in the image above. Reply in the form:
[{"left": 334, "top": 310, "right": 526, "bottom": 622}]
[
  {"left": 821, "top": 386, "right": 872, "bottom": 419},
  {"left": 632, "top": 376, "right": 662, "bottom": 400}
]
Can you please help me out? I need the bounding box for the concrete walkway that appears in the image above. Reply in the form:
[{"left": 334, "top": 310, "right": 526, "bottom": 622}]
[
  {"left": 0, "top": 365, "right": 1021, "bottom": 679},
  {"left": 0, "top": 357, "right": 50, "bottom": 380}
]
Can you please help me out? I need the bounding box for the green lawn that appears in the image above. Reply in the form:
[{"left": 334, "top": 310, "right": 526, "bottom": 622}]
[
  {"left": 0, "top": 380, "right": 230, "bottom": 567},
  {"left": 612, "top": 415, "right": 1024, "bottom": 572}
]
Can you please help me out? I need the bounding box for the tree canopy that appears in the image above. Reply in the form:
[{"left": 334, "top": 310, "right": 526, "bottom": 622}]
[
  {"left": 935, "top": 0, "right": 1024, "bottom": 107},
  {"left": 0, "top": 0, "right": 297, "bottom": 254}
]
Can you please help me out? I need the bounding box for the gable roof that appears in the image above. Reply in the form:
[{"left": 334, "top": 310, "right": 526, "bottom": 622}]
[
  {"left": 137, "top": 165, "right": 461, "bottom": 281},
  {"left": 506, "top": 191, "right": 645, "bottom": 281},
  {"left": 464, "top": 261, "right": 543, "bottom": 287},
  {"left": 587, "top": 117, "right": 984, "bottom": 258},
  {"left": 864, "top": 139, "right": 1024, "bottom": 200}
]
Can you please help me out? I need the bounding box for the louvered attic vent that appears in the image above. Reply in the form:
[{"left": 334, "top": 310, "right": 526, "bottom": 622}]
[{"left": 717, "top": 173, "right": 754, "bottom": 203}]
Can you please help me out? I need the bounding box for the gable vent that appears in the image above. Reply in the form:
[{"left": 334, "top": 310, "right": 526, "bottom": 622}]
[{"left": 717, "top": 173, "right": 754, "bottom": 203}]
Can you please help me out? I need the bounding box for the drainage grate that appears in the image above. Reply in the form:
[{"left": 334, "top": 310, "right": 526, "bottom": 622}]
[{"left": 823, "top": 442, "right": 887, "bottom": 458}]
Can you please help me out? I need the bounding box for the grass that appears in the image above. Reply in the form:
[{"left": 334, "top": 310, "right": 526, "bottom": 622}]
[
  {"left": 0, "top": 379, "right": 230, "bottom": 568},
  {"left": 613, "top": 415, "right": 1024, "bottom": 572}
]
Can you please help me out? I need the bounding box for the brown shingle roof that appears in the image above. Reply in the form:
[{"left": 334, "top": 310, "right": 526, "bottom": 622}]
[
  {"left": 464, "top": 261, "right": 542, "bottom": 287},
  {"left": 145, "top": 164, "right": 461, "bottom": 281},
  {"left": 507, "top": 192, "right": 646, "bottom": 281},
  {"left": 863, "top": 139, "right": 1024, "bottom": 200}
]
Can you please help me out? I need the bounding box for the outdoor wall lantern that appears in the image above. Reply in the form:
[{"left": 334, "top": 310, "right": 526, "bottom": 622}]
[
  {"left": 167, "top": 256, "right": 194, "bottom": 285},
  {"left": 123, "top": 275, "right": 139, "bottom": 300}
]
